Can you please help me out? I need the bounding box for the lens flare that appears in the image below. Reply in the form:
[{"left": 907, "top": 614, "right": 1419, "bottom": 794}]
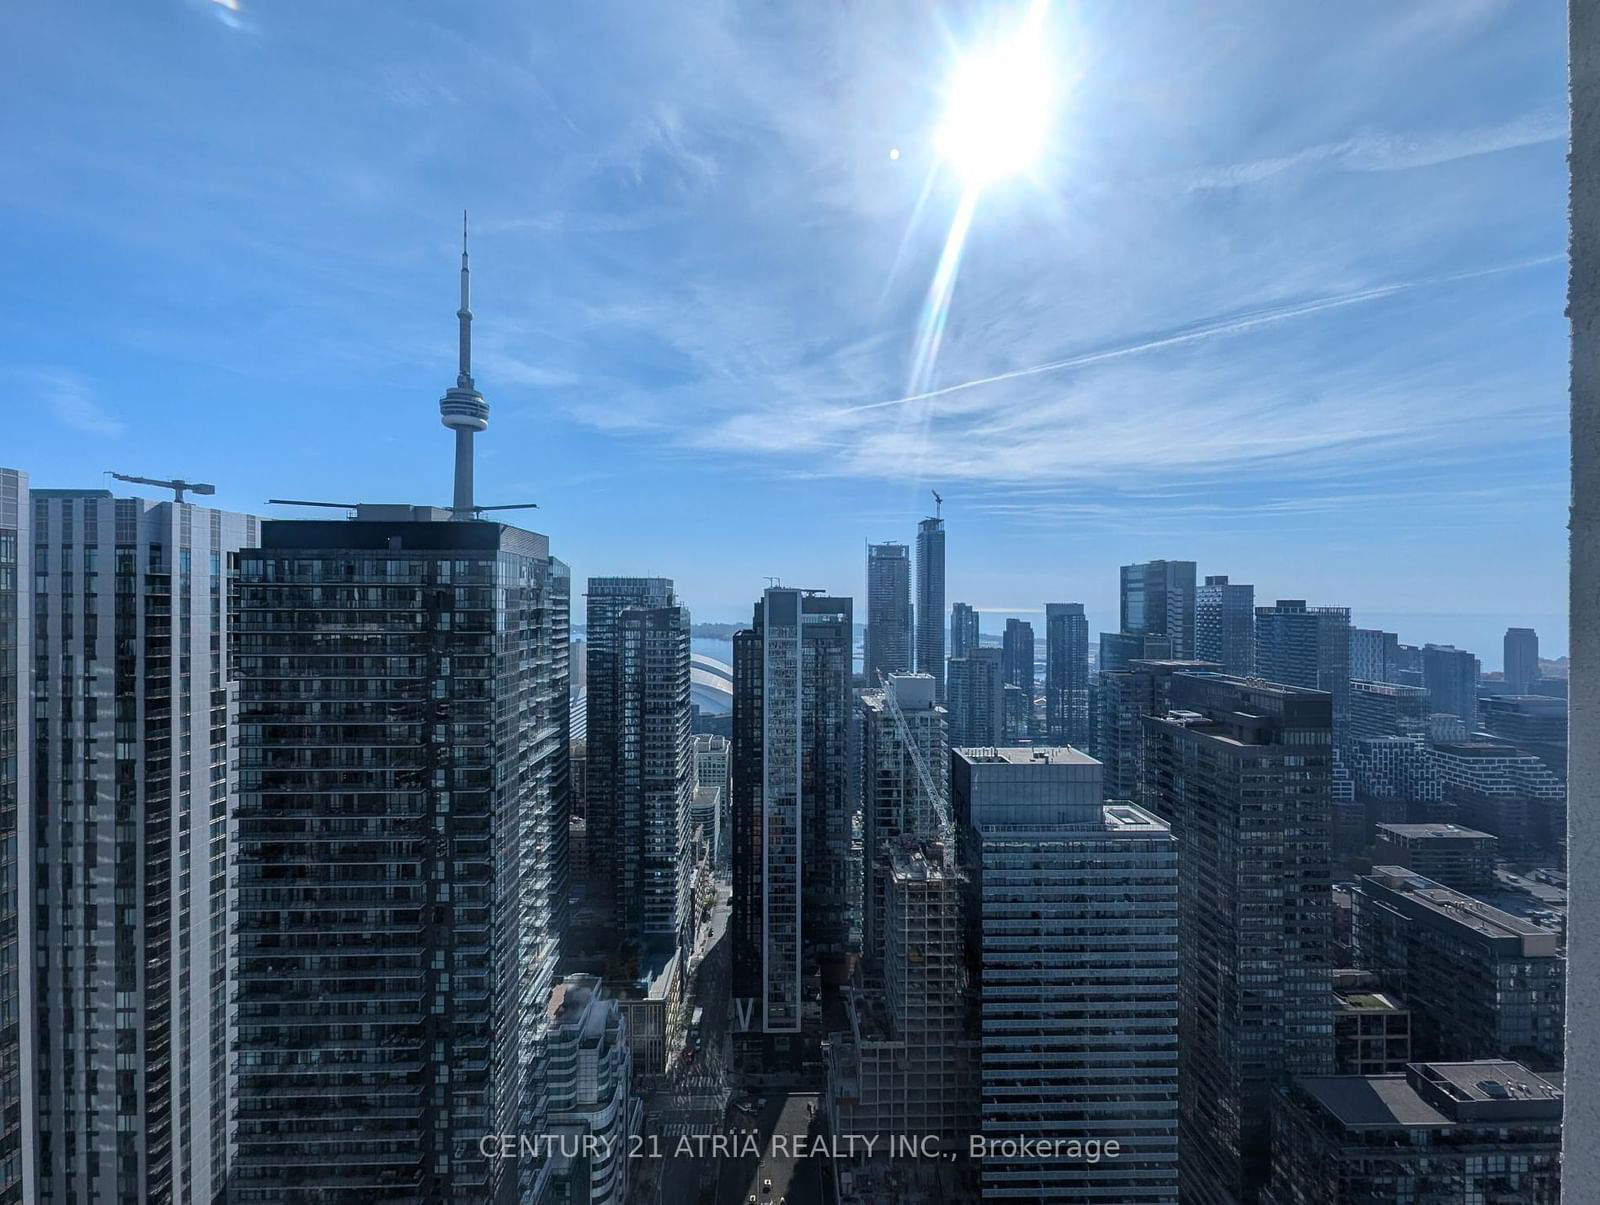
[{"left": 934, "top": 2, "right": 1055, "bottom": 185}]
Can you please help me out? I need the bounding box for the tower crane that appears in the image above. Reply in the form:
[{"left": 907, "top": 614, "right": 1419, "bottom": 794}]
[
  {"left": 879, "top": 671, "right": 960, "bottom": 873},
  {"left": 931, "top": 488, "right": 943, "bottom": 518},
  {"left": 109, "top": 472, "right": 216, "bottom": 503}
]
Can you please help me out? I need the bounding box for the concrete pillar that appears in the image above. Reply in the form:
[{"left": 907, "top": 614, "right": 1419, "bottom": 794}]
[{"left": 1567, "top": 0, "right": 1599, "bottom": 1189}]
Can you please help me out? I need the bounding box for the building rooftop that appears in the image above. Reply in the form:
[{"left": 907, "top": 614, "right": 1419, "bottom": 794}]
[
  {"left": 1363, "top": 867, "right": 1561, "bottom": 952},
  {"left": 955, "top": 745, "right": 1098, "bottom": 766},
  {"left": 1297, "top": 1061, "right": 1562, "bottom": 1129},
  {"left": 1376, "top": 823, "right": 1496, "bottom": 841}
]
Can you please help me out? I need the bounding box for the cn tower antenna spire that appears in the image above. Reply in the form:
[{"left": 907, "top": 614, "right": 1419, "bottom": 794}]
[{"left": 440, "top": 210, "right": 489, "bottom": 516}]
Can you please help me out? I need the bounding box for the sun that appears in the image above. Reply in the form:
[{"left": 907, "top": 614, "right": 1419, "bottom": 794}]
[{"left": 933, "top": 4, "right": 1056, "bottom": 186}]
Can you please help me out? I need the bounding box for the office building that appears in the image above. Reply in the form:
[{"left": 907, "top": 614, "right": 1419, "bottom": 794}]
[
  {"left": 1255, "top": 599, "right": 1352, "bottom": 748},
  {"left": 1043, "top": 603, "right": 1089, "bottom": 747},
  {"left": 864, "top": 543, "right": 912, "bottom": 684},
  {"left": 915, "top": 516, "right": 945, "bottom": 699},
  {"left": 232, "top": 233, "right": 573, "bottom": 1202},
  {"left": 1479, "top": 693, "right": 1568, "bottom": 781},
  {"left": 539, "top": 977, "right": 641, "bottom": 1205},
  {"left": 1349, "top": 679, "right": 1431, "bottom": 741},
  {"left": 1422, "top": 644, "right": 1479, "bottom": 727},
  {"left": 1348, "top": 627, "right": 1399, "bottom": 685},
  {"left": 858, "top": 674, "right": 947, "bottom": 980},
  {"left": 955, "top": 749, "right": 1179, "bottom": 1204},
  {"left": 946, "top": 648, "right": 1005, "bottom": 748},
  {"left": 1120, "top": 559, "right": 1197, "bottom": 659},
  {"left": 1098, "top": 630, "right": 1172, "bottom": 675},
  {"left": 0, "top": 471, "right": 23, "bottom": 1205},
  {"left": 1372, "top": 823, "right": 1498, "bottom": 891},
  {"left": 15, "top": 480, "right": 257, "bottom": 1205},
  {"left": 585, "top": 577, "right": 692, "bottom": 950},
  {"left": 731, "top": 587, "right": 852, "bottom": 1065},
  {"left": 1263, "top": 1061, "right": 1562, "bottom": 1205},
  {"left": 825, "top": 841, "right": 977, "bottom": 1150},
  {"left": 1431, "top": 741, "right": 1566, "bottom": 858},
  {"left": 1195, "top": 574, "right": 1254, "bottom": 674},
  {"left": 1098, "top": 659, "right": 1218, "bottom": 807},
  {"left": 1330, "top": 970, "right": 1410, "bottom": 1076},
  {"left": 1353, "top": 867, "right": 1564, "bottom": 1070},
  {"left": 1000, "top": 618, "right": 1034, "bottom": 738},
  {"left": 949, "top": 601, "right": 979, "bottom": 661},
  {"left": 1504, "top": 627, "right": 1540, "bottom": 695},
  {"left": 1143, "top": 674, "right": 1335, "bottom": 1204}
]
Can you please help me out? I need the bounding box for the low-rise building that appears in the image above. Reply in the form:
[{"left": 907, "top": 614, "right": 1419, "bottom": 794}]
[
  {"left": 1331, "top": 970, "right": 1410, "bottom": 1076},
  {"left": 1372, "top": 823, "right": 1498, "bottom": 891}
]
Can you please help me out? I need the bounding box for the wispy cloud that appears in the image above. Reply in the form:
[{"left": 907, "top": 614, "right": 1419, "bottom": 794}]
[{"left": 41, "top": 372, "right": 124, "bottom": 437}]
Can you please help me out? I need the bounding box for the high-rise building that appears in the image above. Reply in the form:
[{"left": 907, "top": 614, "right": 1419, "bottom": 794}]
[
  {"left": 1349, "top": 679, "right": 1431, "bottom": 740},
  {"left": 1098, "top": 659, "right": 1218, "bottom": 806},
  {"left": 1264, "top": 1061, "right": 1563, "bottom": 1205},
  {"left": 585, "top": 578, "right": 692, "bottom": 951},
  {"left": 1504, "top": 626, "right": 1540, "bottom": 695},
  {"left": 232, "top": 227, "right": 573, "bottom": 1203},
  {"left": 1348, "top": 627, "right": 1399, "bottom": 684},
  {"left": 864, "top": 543, "right": 912, "bottom": 685},
  {"left": 916, "top": 517, "right": 946, "bottom": 699},
  {"left": 539, "top": 977, "right": 641, "bottom": 1205},
  {"left": 858, "top": 674, "right": 946, "bottom": 980},
  {"left": 17, "top": 481, "right": 256, "bottom": 1205},
  {"left": 1143, "top": 674, "right": 1335, "bottom": 1204},
  {"left": 1195, "top": 574, "right": 1254, "bottom": 674},
  {"left": 1353, "top": 867, "right": 1564, "bottom": 1070},
  {"left": 999, "top": 618, "right": 1034, "bottom": 737},
  {"left": 955, "top": 748, "right": 1179, "bottom": 1203},
  {"left": 1255, "top": 599, "right": 1352, "bottom": 747},
  {"left": 1479, "top": 693, "right": 1567, "bottom": 780},
  {"left": 731, "top": 587, "right": 852, "bottom": 1064},
  {"left": 232, "top": 511, "right": 571, "bottom": 1202},
  {"left": 1098, "top": 630, "right": 1172, "bottom": 675},
  {"left": 946, "top": 648, "right": 1005, "bottom": 748},
  {"left": 1429, "top": 740, "right": 1567, "bottom": 858},
  {"left": 948, "top": 600, "right": 979, "bottom": 660},
  {"left": 1421, "top": 644, "right": 1479, "bottom": 727},
  {"left": 1120, "top": 559, "right": 1197, "bottom": 659},
  {"left": 1043, "top": 602, "right": 1089, "bottom": 745},
  {"left": 0, "top": 470, "right": 23, "bottom": 1205}
]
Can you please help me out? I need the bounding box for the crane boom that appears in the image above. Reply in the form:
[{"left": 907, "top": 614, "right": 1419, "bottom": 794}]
[
  {"left": 110, "top": 472, "right": 216, "bottom": 503},
  {"left": 879, "top": 672, "right": 956, "bottom": 860}
]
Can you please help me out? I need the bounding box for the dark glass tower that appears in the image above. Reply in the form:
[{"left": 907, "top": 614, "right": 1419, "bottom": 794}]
[
  {"left": 1120, "top": 560, "right": 1197, "bottom": 659},
  {"left": 1255, "top": 599, "right": 1352, "bottom": 748},
  {"left": 915, "top": 517, "right": 946, "bottom": 699},
  {"left": 1044, "top": 602, "right": 1089, "bottom": 746},
  {"left": 1144, "top": 673, "right": 1334, "bottom": 1204},
  {"left": 1195, "top": 574, "right": 1254, "bottom": 675},
  {"left": 1504, "top": 626, "right": 1540, "bottom": 695},
  {"left": 0, "top": 470, "right": 24, "bottom": 1205},
  {"left": 1000, "top": 618, "right": 1034, "bottom": 739},
  {"left": 731, "top": 588, "right": 852, "bottom": 1071},
  {"left": 232, "top": 516, "right": 570, "bottom": 1202},
  {"left": 864, "top": 543, "right": 912, "bottom": 685}
]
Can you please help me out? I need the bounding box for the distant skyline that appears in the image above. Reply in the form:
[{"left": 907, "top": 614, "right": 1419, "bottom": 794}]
[{"left": 3, "top": 1, "right": 1569, "bottom": 662}]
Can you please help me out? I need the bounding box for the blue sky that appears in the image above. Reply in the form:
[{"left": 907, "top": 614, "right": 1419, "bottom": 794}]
[{"left": 1, "top": 0, "right": 1570, "bottom": 663}]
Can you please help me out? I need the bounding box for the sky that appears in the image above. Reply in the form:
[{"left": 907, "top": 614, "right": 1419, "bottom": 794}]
[{"left": 0, "top": 0, "right": 1571, "bottom": 665}]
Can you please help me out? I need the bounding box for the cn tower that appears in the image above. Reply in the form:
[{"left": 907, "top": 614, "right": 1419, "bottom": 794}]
[{"left": 439, "top": 210, "right": 489, "bottom": 516}]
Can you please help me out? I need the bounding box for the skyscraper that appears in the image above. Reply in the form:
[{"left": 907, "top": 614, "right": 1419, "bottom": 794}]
[
  {"left": 1194, "top": 574, "right": 1254, "bottom": 674},
  {"left": 731, "top": 587, "right": 852, "bottom": 1066},
  {"left": 1255, "top": 599, "right": 1352, "bottom": 747},
  {"left": 1098, "top": 658, "right": 1218, "bottom": 806},
  {"left": 1099, "top": 629, "right": 1172, "bottom": 675},
  {"left": 955, "top": 749, "right": 1179, "bottom": 1203},
  {"left": 231, "top": 228, "right": 572, "bottom": 1203},
  {"left": 946, "top": 647, "right": 1006, "bottom": 747},
  {"left": 864, "top": 542, "right": 912, "bottom": 684},
  {"left": 1000, "top": 617, "right": 1034, "bottom": 737},
  {"left": 1421, "top": 643, "right": 1479, "bottom": 726},
  {"left": 1120, "top": 559, "right": 1197, "bottom": 659},
  {"left": 1504, "top": 626, "right": 1540, "bottom": 694},
  {"left": 949, "top": 600, "right": 979, "bottom": 660},
  {"left": 1144, "top": 674, "right": 1335, "bottom": 1204},
  {"left": 1349, "top": 626, "right": 1400, "bottom": 684},
  {"left": 19, "top": 481, "right": 256, "bottom": 1205},
  {"left": 585, "top": 577, "right": 692, "bottom": 951},
  {"left": 916, "top": 516, "right": 946, "bottom": 699},
  {"left": 0, "top": 470, "right": 26, "bottom": 1205},
  {"left": 1044, "top": 602, "right": 1089, "bottom": 745},
  {"left": 859, "top": 674, "right": 947, "bottom": 980}
]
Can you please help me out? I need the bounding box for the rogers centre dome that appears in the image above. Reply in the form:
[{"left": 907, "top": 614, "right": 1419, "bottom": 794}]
[{"left": 690, "top": 653, "right": 733, "bottom": 715}]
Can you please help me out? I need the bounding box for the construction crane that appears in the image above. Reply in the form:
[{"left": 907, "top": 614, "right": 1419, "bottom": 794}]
[
  {"left": 879, "top": 671, "right": 959, "bottom": 873},
  {"left": 931, "top": 489, "right": 943, "bottom": 518},
  {"left": 109, "top": 472, "right": 216, "bottom": 503}
]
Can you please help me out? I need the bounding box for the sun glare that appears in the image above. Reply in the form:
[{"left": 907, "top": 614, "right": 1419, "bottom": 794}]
[{"left": 933, "top": 4, "right": 1055, "bottom": 185}]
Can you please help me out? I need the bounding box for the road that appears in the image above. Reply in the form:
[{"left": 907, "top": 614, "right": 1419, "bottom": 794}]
[{"left": 639, "top": 883, "right": 733, "bottom": 1205}]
